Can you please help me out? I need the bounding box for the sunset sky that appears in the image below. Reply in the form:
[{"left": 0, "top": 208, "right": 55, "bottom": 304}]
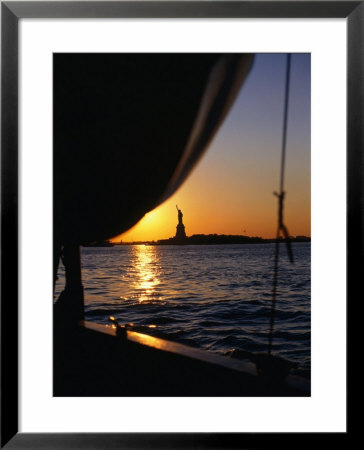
[{"left": 111, "top": 53, "right": 310, "bottom": 243}]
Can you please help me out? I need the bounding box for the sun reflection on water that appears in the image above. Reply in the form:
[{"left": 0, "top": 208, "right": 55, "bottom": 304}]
[{"left": 133, "top": 245, "right": 160, "bottom": 303}]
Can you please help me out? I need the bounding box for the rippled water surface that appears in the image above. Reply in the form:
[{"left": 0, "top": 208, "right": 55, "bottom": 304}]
[{"left": 55, "top": 243, "right": 311, "bottom": 372}]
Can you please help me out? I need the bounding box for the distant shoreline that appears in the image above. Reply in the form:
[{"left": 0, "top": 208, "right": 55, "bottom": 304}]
[{"left": 114, "top": 234, "right": 311, "bottom": 246}]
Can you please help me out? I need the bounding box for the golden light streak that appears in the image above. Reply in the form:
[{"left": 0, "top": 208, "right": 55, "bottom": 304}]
[{"left": 133, "top": 245, "right": 160, "bottom": 303}]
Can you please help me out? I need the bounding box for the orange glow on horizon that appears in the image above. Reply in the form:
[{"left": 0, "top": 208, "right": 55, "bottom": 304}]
[
  {"left": 110, "top": 145, "right": 310, "bottom": 243},
  {"left": 109, "top": 54, "right": 311, "bottom": 244}
]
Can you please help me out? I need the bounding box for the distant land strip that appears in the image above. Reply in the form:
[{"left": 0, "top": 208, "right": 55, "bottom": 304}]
[{"left": 114, "top": 234, "right": 311, "bottom": 246}]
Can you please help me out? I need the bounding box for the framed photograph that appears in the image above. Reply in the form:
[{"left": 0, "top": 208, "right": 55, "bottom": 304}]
[{"left": 2, "top": 1, "right": 357, "bottom": 448}]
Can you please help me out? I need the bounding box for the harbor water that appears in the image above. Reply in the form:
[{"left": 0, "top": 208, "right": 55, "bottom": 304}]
[{"left": 55, "top": 243, "right": 311, "bottom": 374}]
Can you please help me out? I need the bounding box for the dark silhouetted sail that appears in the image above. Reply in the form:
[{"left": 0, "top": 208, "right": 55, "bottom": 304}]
[{"left": 54, "top": 54, "right": 253, "bottom": 246}]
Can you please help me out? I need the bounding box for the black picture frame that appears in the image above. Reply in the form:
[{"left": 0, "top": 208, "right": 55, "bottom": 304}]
[{"left": 1, "top": 1, "right": 357, "bottom": 448}]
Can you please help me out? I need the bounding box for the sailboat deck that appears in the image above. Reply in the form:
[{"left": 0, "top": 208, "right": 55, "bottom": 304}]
[{"left": 54, "top": 321, "right": 310, "bottom": 397}]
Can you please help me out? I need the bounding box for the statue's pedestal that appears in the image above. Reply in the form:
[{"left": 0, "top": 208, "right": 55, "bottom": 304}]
[{"left": 175, "top": 223, "right": 186, "bottom": 240}]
